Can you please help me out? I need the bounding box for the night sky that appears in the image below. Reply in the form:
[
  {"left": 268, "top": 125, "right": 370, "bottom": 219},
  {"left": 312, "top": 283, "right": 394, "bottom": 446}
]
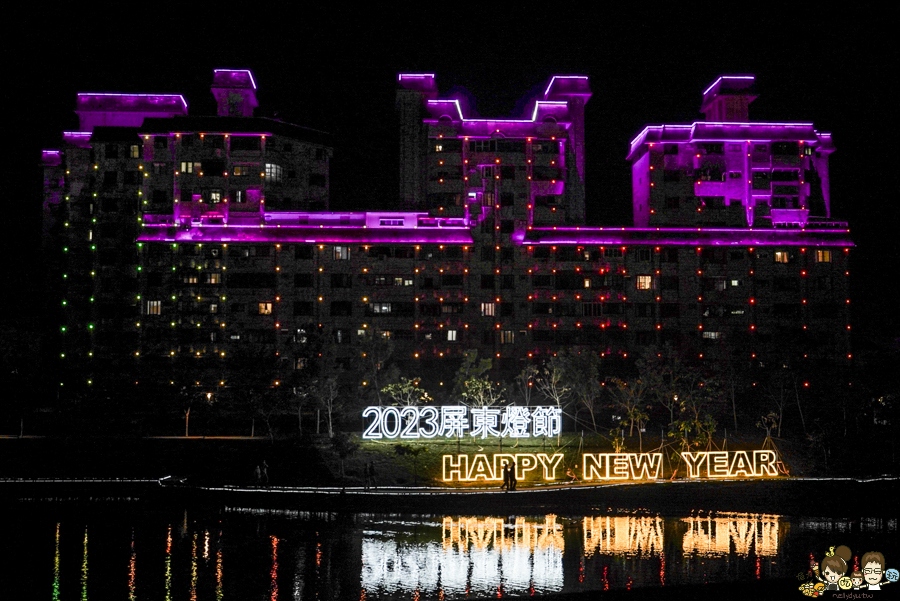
[{"left": 9, "top": 10, "right": 897, "bottom": 351}]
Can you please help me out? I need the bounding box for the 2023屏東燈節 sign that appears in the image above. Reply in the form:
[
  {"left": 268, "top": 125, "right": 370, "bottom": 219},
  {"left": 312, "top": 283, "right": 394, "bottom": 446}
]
[
  {"left": 362, "top": 405, "right": 562, "bottom": 439},
  {"left": 440, "top": 451, "right": 780, "bottom": 483}
]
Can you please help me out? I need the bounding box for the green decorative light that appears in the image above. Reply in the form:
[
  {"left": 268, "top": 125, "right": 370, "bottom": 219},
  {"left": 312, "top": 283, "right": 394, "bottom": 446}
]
[
  {"left": 137, "top": 266, "right": 142, "bottom": 271},
  {"left": 88, "top": 323, "right": 94, "bottom": 330},
  {"left": 63, "top": 247, "right": 68, "bottom": 252},
  {"left": 90, "top": 244, "right": 96, "bottom": 251},
  {"left": 60, "top": 326, "right": 67, "bottom": 332},
  {"left": 137, "top": 243, "right": 143, "bottom": 248},
  {"left": 89, "top": 297, "right": 95, "bottom": 302},
  {"left": 62, "top": 274, "right": 67, "bottom": 279},
  {"left": 62, "top": 300, "right": 67, "bottom": 306}
]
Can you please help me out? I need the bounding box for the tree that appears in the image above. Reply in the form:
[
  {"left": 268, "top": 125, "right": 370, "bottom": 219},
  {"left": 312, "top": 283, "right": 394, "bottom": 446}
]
[
  {"left": 639, "top": 345, "right": 686, "bottom": 429},
  {"left": 565, "top": 352, "right": 604, "bottom": 431},
  {"left": 382, "top": 377, "right": 431, "bottom": 406},
  {"left": 461, "top": 377, "right": 505, "bottom": 407},
  {"left": 331, "top": 432, "right": 359, "bottom": 479},
  {"left": 608, "top": 377, "right": 650, "bottom": 449},
  {"left": 514, "top": 364, "right": 539, "bottom": 406},
  {"left": 316, "top": 376, "right": 340, "bottom": 438},
  {"left": 535, "top": 355, "right": 571, "bottom": 445},
  {"left": 355, "top": 331, "right": 396, "bottom": 406},
  {"left": 179, "top": 386, "right": 215, "bottom": 437},
  {"left": 451, "top": 350, "right": 492, "bottom": 399}
]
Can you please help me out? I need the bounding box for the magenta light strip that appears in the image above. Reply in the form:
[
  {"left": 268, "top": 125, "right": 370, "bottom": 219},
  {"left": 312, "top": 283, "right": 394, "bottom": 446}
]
[
  {"left": 702, "top": 75, "right": 756, "bottom": 96},
  {"left": 77, "top": 93, "right": 188, "bottom": 110},
  {"left": 530, "top": 101, "right": 568, "bottom": 121},
  {"left": 427, "top": 99, "right": 572, "bottom": 125},
  {"left": 213, "top": 69, "right": 257, "bottom": 89},
  {"left": 543, "top": 75, "right": 590, "bottom": 98},
  {"left": 398, "top": 73, "right": 435, "bottom": 81},
  {"left": 629, "top": 122, "right": 819, "bottom": 154}
]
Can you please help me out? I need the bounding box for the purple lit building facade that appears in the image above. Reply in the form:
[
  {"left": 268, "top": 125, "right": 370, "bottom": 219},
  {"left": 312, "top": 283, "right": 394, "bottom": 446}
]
[{"left": 42, "top": 71, "right": 852, "bottom": 394}]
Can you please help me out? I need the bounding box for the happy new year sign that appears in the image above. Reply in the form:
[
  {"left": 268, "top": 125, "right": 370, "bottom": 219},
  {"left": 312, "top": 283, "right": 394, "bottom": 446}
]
[{"left": 440, "top": 450, "right": 780, "bottom": 483}]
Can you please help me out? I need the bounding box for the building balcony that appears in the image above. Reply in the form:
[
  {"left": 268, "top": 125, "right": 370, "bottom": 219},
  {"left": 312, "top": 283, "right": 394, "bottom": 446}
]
[{"left": 770, "top": 209, "right": 809, "bottom": 227}]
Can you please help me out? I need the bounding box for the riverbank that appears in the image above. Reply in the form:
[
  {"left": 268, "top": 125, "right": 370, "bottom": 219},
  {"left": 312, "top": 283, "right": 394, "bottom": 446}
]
[{"left": 4, "top": 476, "right": 898, "bottom": 518}]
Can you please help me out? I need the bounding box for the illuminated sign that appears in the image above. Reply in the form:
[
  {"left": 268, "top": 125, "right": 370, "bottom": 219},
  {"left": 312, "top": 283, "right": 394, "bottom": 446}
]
[
  {"left": 679, "top": 451, "right": 777, "bottom": 478},
  {"left": 582, "top": 453, "right": 664, "bottom": 480},
  {"left": 580, "top": 451, "right": 778, "bottom": 480},
  {"left": 442, "top": 453, "right": 564, "bottom": 482},
  {"left": 363, "top": 405, "right": 561, "bottom": 440}
]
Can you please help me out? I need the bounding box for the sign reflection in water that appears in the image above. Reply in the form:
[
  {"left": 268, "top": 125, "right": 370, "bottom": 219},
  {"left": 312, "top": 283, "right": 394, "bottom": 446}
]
[
  {"left": 361, "top": 515, "right": 564, "bottom": 597},
  {"left": 681, "top": 513, "right": 782, "bottom": 558}
]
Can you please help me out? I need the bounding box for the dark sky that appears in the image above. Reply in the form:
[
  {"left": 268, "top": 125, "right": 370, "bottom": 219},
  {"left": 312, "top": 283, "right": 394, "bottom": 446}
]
[{"left": 9, "top": 10, "right": 897, "bottom": 345}]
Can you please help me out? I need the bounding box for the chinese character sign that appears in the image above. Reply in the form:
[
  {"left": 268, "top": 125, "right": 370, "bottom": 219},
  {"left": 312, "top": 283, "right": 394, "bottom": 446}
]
[{"left": 362, "top": 405, "right": 562, "bottom": 440}]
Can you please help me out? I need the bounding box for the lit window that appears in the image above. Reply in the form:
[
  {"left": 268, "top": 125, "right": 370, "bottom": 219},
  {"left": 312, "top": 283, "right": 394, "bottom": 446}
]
[
  {"left": 730, "top": 279, "right": 741, "bottom": 288},
  {"left": 380, "top": 331, "right": 391, "bottom": 339},
  {"left": 636, "top": 275, "right": 653, "bottom": 290},
  {"left": 394, "top": 277, "right": 413, "bottom": 287},
  {"left": 265, "top": 163, "right": 283, "bottom": 182},
  {"left": 233, "top": 165, "right": 254, "bottom": 176},
  {"left": 774, "top": 251, "right": 790, "bottom": 264},
  {"left": 129, "top": 145, "right": 141, "bottom": 159},
  {"left": 368, "top": 302, "right": 391, "bottom": 314},
  {"left": 434, "top": 144, "right": 443, "bottom": 152},
  {"left": 816, "top": 250, "right": 832, "bottom": 263},
  {"left": 206, "top": 273, "right": 221, "bottom": 284},
  {"left": 258, "top": 302, "right": 273, "bottom": 315},
  {"left": 583, "top": 278, "right": 591, "bottom": 289},
  {"left": 447, "top": 329, "right": 457, "bottom": 342},
  {"left": 500, "top": 330, "right": 515, "bottom": 344},
  {"left": 333, "top": 246, "right": 350, "bottom": 260},
  {"left": 180, "top": 161, "right": 201, "bottom": 174},
  {"left": 209, "top": 304, "right": 218, "bottom": 314},
  {"left": 183, "top": 275, "right": 198, "bottom": 284},
  {"left": 481, "top": 302, "right": 496, "bottom": 317},
  {"left": 380, "top": 219, "right": 404, "bottom": 226},
  {"left": 209, "top": 190, "right": 222, "bottom": 204},
  {"left": 146, "top": 301, "right": 161, "bottom": 315},
  {"left": 702, "top": 331, "right": 722, "bottom": 340}
]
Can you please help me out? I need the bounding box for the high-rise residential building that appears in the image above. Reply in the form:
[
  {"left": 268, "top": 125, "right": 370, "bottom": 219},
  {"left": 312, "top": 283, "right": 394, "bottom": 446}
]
[{"left": 42, "top": 71, "right": 852, "bottom": 396}]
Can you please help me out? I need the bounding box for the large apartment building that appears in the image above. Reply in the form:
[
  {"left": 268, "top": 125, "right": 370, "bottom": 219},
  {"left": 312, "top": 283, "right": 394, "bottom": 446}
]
[{"left": 42, "top": 71, "right": 852, "bottom": 394}]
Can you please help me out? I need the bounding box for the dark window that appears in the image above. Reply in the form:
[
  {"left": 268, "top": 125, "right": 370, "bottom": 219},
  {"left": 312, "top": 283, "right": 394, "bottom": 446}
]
[
  {"left": 481, "top": 246, "right": 495, "bottom": 261},
  {"left": 772, "top": 142, "right": 799, "bottom": 156},
  {"left": 294, "top": 274, "right": 313, "bottom": 287},
  {"left": 664, "top": 144, "right": 679, "bottom": 155},
  {"left": 442, "top": 274, "right": 463, "bottom": 287},
  {"left": 500, "top": 166, "right": 515, "bottom": 180},
  {"left": 533, "top": 246, "right": 551, "bottom": 259},
  {"left": 662, "top": 249, "right": 679, "bottom": 263},
  {"left": 228, "top": 273, "right": 276, "bottom": 288},
  {"left": 481, "top": 275, "right": 495, "bottom": 289},
  {"left": 500, "top": 303, "right": 514, "bottom": 317},
  {"left": 330, "top": 274, "right": 352, "bottom": 288},
  {"left": 533, "top": 275, "right": 553, "bottom": 288},
  {"left": 309, "top": 174, "right": 326, "bottom": 187},
  {"left": 230, "top": 136, "right": 261, "bottom": 151},
  {"left": 501, "top": 275, "right": 514, "bottom": 289},
  {"left": 500, "top": 247, "right": 514, "bottom": 261},
  {"left": 154, "top": 137, "right": 168, "bottom": 149},
  {"left": 660, "top": 303, "right": 680, "bottom": 318},
  {"left": 660, "top": 276, "right": 679, "bottom": 290},
  {"left": 152, "top": 190, "right": 168, "bottom": 204},
  {"left": 330, "top": 301, "right": 352, "bottom": 316},
  {"left": 294, "top": 245, "right": 314, "bottom": 260},
  {"left": 294, "top": 301, "right": 314, "bottom": 316},
  {"left": 103, "top": 172, "right": 118, "bottom": 186},
  {"left": 124, "top": 171, "right": 141, "bottom": 185}
]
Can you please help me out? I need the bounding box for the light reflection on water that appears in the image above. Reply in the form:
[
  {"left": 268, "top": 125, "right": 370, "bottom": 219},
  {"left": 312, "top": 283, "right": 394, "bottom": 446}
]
[{"left": 21, "top": 504, "right": 899, "bottom": 600}]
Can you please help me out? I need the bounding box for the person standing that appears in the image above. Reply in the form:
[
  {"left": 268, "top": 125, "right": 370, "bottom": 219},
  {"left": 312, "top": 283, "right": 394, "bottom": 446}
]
[{"left": 261, "top": 460, "right": 269, "bottom": 485}]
